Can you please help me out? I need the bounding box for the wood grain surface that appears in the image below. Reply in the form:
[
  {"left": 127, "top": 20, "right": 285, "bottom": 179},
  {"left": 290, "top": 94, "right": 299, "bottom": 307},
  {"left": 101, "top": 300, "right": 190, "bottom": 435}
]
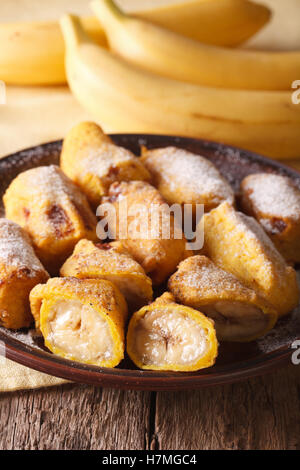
[{"left": 0, "top": 365, "right": 299, "bottom": 450}]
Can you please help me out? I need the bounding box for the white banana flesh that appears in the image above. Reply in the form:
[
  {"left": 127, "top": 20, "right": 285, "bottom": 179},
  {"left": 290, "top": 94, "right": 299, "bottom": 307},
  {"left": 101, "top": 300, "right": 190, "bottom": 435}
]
[
  {"left": 59, "top": 14, "right": 300, "bottom": 159},
  {"left": 133, "top": 309, "right": 208, "bottom": 367},
  {"left": 92, "top": 0, "right": 299, "bottom": 91},
  {"left": 200, "top": 301, "right": 269, "bottom": 342},
  {"left": 46, "top": 299, "right": 113, "bottom": 362}
]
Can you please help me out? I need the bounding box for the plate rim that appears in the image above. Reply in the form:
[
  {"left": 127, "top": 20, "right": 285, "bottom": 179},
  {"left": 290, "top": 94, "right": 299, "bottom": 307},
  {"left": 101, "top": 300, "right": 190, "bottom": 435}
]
[
  {"left": 0, "top": 134, "right": 299, "bottom": 391},
  {"left": 1, "top": 331, "right": 293, "bottom": 390}
]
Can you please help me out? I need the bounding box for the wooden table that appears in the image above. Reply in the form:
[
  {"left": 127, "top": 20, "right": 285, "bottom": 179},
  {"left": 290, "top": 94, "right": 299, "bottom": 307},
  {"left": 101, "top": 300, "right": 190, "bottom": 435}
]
[{"left": 0, "top": 364, "right": 299, "bottom": 450}]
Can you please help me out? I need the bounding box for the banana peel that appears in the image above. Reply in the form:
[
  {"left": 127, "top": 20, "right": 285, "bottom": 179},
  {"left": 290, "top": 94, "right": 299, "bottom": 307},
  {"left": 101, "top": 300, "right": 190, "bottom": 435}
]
[
  {"left": 92, "top": 0, "right": 298, "bottom": 91},
  {"left": 59, "top": 15, "right": 300, "bottom": 159},
  {"left": 0, "top": 0, "right": 270, "bottom": 85}
]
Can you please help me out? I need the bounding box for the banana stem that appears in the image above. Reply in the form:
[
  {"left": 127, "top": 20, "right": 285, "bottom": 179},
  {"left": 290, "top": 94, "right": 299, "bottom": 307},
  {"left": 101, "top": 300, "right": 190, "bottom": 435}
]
[
  {"left": 91, "top": 0, "right": 127, "bottom": 25},
  {"left": 60, "top": 14, "right": 90, "bottom": 51}
]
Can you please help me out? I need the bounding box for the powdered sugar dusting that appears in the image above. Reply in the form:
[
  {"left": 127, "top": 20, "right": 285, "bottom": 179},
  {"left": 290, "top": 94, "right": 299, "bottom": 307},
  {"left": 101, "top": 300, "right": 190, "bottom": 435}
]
[
  {"left": 204, "top": 203, "right": 289, "bottom": 290},
  {"left": 235, "top": 210, "right": 286, "bottom": 267},
  {"left": 83, "top": 143, "right": 135, "bottom": 176},
  {"left": 242, "top": 173, "right": 300, "bottom": 220},
  {"left": 0, "top": 219, "right": 46, "bottom": 275},
  {"left": 174, "top": 256, "right": 251, "bottom": 297},
  {"left": 70, "top": 240, "right": 146, "bottom": 275},
  {"left": 143, "top": 147, "right": 234, "bottom": 205},
  {"left": 7, "top": 165, "right": 89, "bottom": 207}
]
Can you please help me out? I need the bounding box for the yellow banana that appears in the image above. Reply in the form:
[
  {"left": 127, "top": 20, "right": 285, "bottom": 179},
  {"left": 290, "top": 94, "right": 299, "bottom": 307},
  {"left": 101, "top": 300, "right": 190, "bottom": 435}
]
[
  {"left": 92, "top": 0, "right": 300, "bottom": 91},
  {"left": 0, "top": 18, "right": 106, "bottom": 85},
  {"left": 59, "top": 14, "right": 300, "bottom": 160},
  {"left": 134, "top": 0, "right": 271, "bottom": 47},
  {"left": 0, "top": 0, "right": 270, "bottom": 85}
]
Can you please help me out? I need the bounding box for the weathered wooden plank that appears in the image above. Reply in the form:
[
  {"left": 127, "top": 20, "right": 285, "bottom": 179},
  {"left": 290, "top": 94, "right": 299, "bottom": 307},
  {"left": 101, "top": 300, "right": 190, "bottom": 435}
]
[
  {"left": 0, "top": 384, "right": 151, "bottom": 450},
  {"left": 1, "top": 366, "right": 299, "bottom": 450},
  {"left": 154, "top": 365, "right": 300, "bottom": 450}
]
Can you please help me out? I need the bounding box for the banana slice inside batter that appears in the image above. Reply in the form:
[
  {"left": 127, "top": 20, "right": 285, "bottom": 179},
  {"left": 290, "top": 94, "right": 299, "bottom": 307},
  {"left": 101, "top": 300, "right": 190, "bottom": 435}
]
[
  {"left": 127, "top": 293, "right": 218, "bottom": 371},
  {"left": 30, "top": 277, "right": 128, "bottom": 367},
  {"left": 45, "top": 299, "right": 114, "bottom": 363},
  {"left": 168, "top": 255, "right": 277, "bottom": 342},
  {"left": 199, "top": 301, "right": 270, "bottom": 342}
]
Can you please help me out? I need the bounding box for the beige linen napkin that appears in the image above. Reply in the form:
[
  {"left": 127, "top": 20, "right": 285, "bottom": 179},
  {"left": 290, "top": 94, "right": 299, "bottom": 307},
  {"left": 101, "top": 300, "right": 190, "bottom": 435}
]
[
  {"left": 0, "top": 0, "right": 299, "bottom": 391},
  {"left": 0, "top": 357, "right": 69, "bottom": 392}
]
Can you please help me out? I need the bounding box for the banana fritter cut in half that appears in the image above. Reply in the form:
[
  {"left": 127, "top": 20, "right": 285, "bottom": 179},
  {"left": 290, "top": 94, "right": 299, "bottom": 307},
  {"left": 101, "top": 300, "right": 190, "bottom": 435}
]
[
  {"left": 0, "top": 219, "right": 49, "bottom": 329},
  {"left": 60, "top": 121, "right": 151, "bottom": 207},
  {"left": 30, "top": 277, "right": 128, "bottom": 367},
  {"left": 169, "top": 256, "right": 277, "bottom": 342},
  {"left": 141, "top": 146, "right": 234, "bottom": 213},
  {"left": 60, "top": 239, "right": 153, "bottom": 310},
  {"left": 103, "top": 180, "right": 192, "bottom": 285},
  {"left": 3, "top": 165, "right": 97, "bottom": 275},
  {"left": 203, "top": 202, "right": 299, "bottom": 317},
  {"left": 127, "top": 292, "right": 218, "bottom": 371},
  {"left": 240, "top": 173, "right": 300, "bottom": 263}
]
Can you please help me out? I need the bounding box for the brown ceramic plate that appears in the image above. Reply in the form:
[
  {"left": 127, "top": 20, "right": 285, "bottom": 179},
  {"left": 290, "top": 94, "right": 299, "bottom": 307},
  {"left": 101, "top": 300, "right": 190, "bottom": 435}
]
[{"left": 0, "top": 134, "right": 299, "bottom": 391}]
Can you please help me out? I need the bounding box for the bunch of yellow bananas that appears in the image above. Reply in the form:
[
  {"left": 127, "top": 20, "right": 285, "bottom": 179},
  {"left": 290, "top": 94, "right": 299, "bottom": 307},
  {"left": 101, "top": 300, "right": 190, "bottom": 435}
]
[
  {"left": 0, "top": 0, "right": 270, "bottom": 85},
  {"left": 1, "top": 0, "right": 299, "bottom": 159}
]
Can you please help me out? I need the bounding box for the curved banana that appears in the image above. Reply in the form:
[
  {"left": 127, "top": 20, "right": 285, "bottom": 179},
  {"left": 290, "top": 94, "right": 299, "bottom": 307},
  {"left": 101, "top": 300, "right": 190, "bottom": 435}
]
[
  {"left": 0, "top": 0, "right": 270, "bottom": 85},
  {"left": 59, "top": 14, "right": 300, "bottom": 159},
  {"left": 135, "top": 0, "right": 271, "bottom": 47},
  {"left": 92, "top": 0, "right": 300, "bottom": 91}
]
